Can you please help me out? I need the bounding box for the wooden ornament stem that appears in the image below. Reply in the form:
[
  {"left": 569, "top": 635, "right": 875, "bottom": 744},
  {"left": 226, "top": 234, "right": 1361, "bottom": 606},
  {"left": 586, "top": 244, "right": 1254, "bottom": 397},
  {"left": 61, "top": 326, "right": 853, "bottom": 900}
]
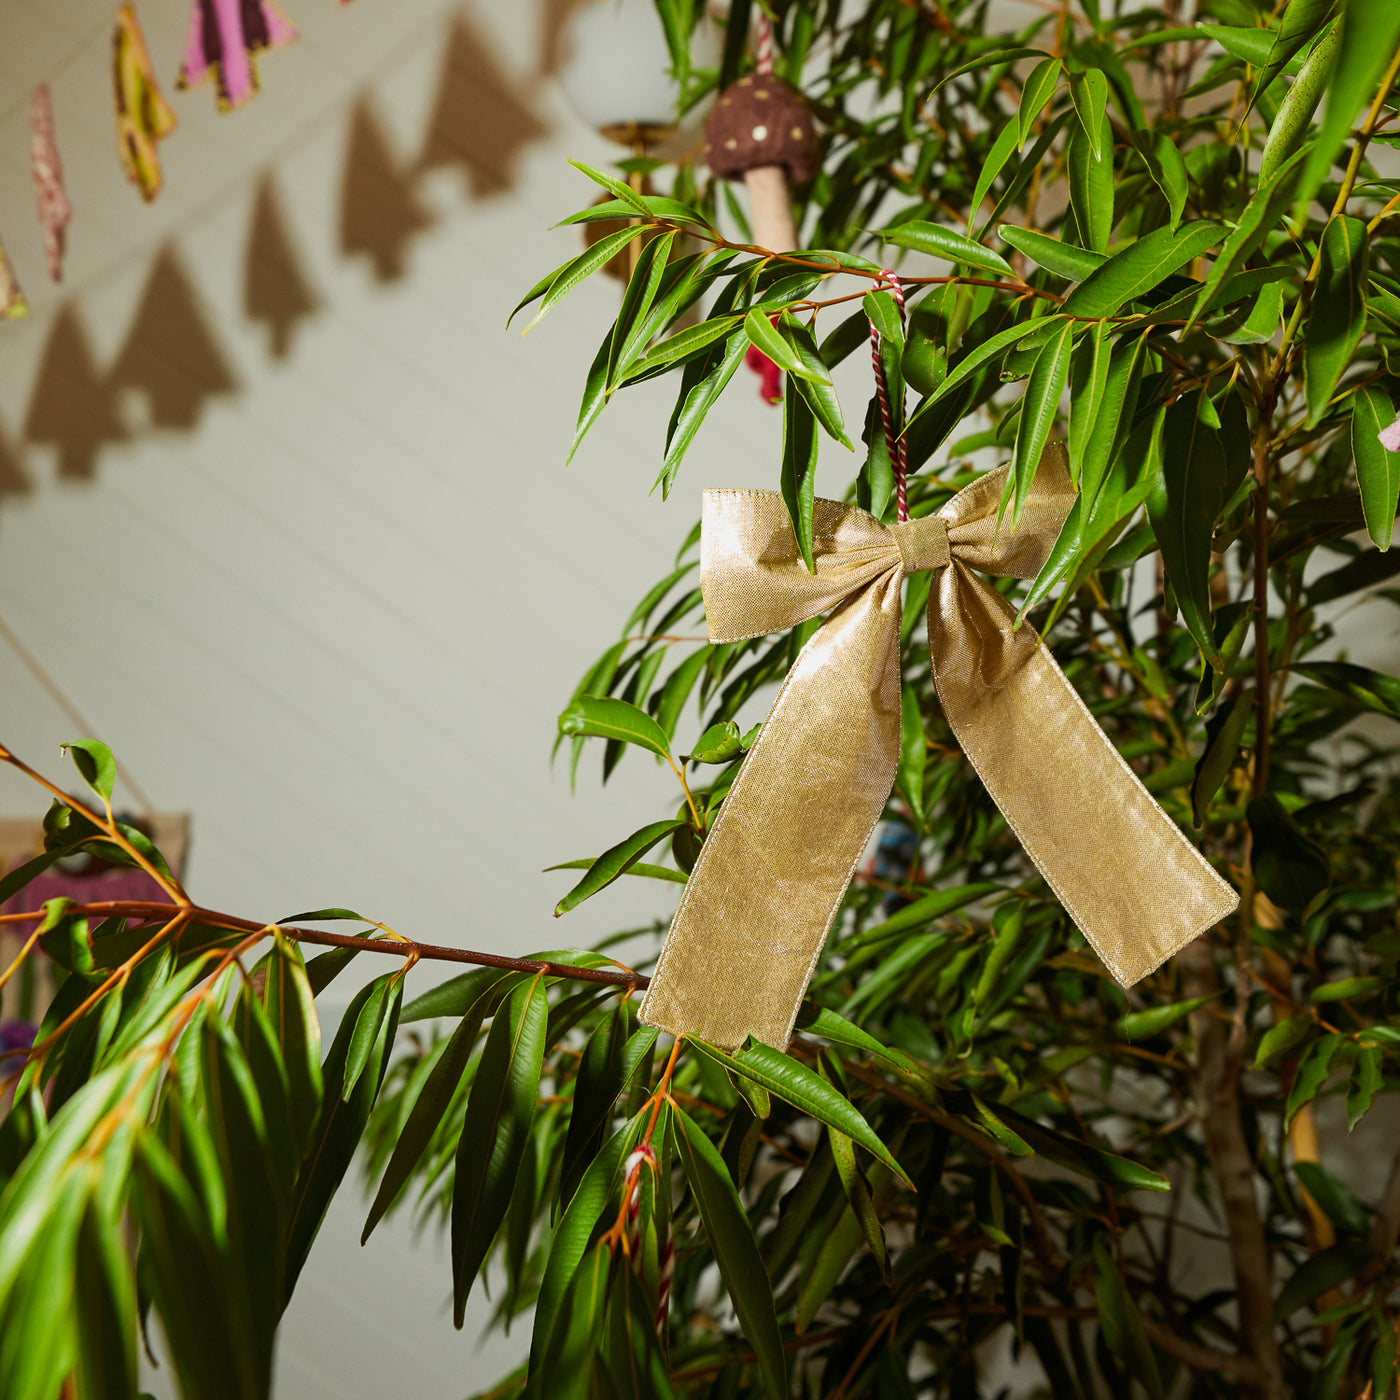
[{"left": 744, "top": 164, "right": 796, "bottom": 253}]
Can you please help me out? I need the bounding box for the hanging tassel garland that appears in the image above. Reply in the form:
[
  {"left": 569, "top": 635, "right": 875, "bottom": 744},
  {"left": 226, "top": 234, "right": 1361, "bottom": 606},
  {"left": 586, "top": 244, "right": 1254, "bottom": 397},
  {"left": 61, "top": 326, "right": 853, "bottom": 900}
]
[
  {"left": 0, "top": 241, "right": 27, "bottom": 320},
  {"left": 114, "top": 4, "right": 178, "bottom": 201},
  {"left": 178, "top": 0, "right": 297, "bottom": 112},
  {"left": 31, "top": 85, "right": 71, "bottom": 283}
]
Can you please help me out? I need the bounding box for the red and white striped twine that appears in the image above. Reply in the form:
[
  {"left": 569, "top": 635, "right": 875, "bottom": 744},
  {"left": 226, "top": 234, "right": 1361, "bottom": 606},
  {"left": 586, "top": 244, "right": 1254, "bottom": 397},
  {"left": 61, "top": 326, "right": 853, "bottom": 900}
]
[
  {"left": 869, "top": 269, "right": 909, "bottom": 522},
  {"left": 622, "top": 1144, "right": 673, "bottom": 1332},
  {"left": 756, "top": 13, "right": 774, "bottom": 75}
]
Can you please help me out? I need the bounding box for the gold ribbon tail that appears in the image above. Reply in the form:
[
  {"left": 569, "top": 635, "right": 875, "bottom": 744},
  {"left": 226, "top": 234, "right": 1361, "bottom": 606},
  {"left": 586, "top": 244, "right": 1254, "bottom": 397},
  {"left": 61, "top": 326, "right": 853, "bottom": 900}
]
[{"left": 928, "top": 562, "right": 1238, "bottom": 987}]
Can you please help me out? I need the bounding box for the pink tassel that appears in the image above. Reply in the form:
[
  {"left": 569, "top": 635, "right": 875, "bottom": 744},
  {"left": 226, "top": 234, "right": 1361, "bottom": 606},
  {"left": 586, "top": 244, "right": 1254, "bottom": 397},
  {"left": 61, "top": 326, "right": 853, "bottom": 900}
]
[
  {"left": 178, "top": 0, "right": 296, "bottom": 111},
  {"left": 30, "top": 85, "right": 71, "bottom": 283},
  {"left": 745, "top": 345, "right": 783, "bottom": 404}
]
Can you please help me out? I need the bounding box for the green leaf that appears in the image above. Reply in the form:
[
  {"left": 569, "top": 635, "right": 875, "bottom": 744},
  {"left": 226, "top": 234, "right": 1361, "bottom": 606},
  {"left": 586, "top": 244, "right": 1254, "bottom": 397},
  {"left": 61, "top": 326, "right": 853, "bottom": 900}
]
[
  {"left": 877, "top": 221, "right": 1016, "bottom": 278},
  {"left": 1345, "top": 1043, "right": 1384, "bottom": 1130},
  {"left": 1304, "top": 216, "right": 1369, "bottom": 427},
  {"left": 1065, "top": 320, "right": 1111, "bottom": 489},
  {"left": 862, "top": 289, "right": 904, "bottom": 344},
  {"left": 545, "top": 858, "right": 685, "bottom": 887},
  {"left": 970, "top": 119, "right": 1020, "bottom": 227},
  {"left": 1311, "top": 976, "right": 1383, "bottom": 1003},
  {"left": 689, "top": 1038, "right": 912, "bottom": 1187},
  {"left": 1196, "top": 23, "right": 1276, "bottom": 67},
  {"left": 1296, "top": 1160, "right": 1370, "bottom": 1235},
  {"left": 896, "top": 684, "right": 927, "bottom": 826},
  {"left": 781, "top": 374, "right": 819, "bottom": 574},
  {"left": 1066, "top": 106, "right": 1114, "bottom": 252},
  {"left": 284, "top": 973, "right": 402, "bottom": 1300},
  {"left": 796, "top": 1201, "right": 865, "bottom": 1331},
  {"left": 636, "top": 314, "right": 744, "bottom": 375},
  {"left": 75, "top": 1204, "right": 138, "bottom": 1400},
  {"left": 1009, "top": 321, "right": 1073, "bottom": 524},
  {"left": 558, "top": 1012, "right": 644, "bottom": 1213},
  {"left": 553, "top": 194, "right": 709, "bottom": 229},
  {"left": 1248, "top": 795, "right": 1331, "bottom": 911},
  {"left": 1192, "top": 687, "right": 1252, "bottom": 826},
  {"left": 1285, "top": 1032, "right": 1343, "bottom": 1129},
  {"left": 1352, "top": 383, "right": 1400, "bottom": 549},
  {"left": 1298, "top": 1, "right": 1400, "bottom": 215},
  {"left": 783, "top": 314, "right": 852, "bottom": 448},
  {"left": 343, "top": 975, "right": 396, "bottom": 1097},
  {"left": 1064, "top": 221, "right": 1224, "bottom": 319},
  {"left": 451, "top": 976, "right": 548, "bottom": 1324},
  {"left": 607, "top": 230, "right": 677, "bottom": 388},
  {"left": 559, "top": 695, "right": 672, "bottom": 760},
  {"left": 1255, "top": 1013, "right": 1312, "bottom": 1068},
  {"left": 1114, "top": 994, "right": 1217, "bottom": 1040},
  {"left": 362, "top": 981, "right": 505, "bottom": 1242},
  {"left": 1018, "top": 58, "right": 1062, "bottom": 148},
  {"left": 1094, "top": 1236, "right": 1167, "bottom": 1400},
  {"left": 999, "top": 226, "right": 1106, "bottom": 283},
  {"left": 1188, "top": 147, "right": 1308, "bottom": 329},
  {"left": 553, "top": 820, "right": 685, "bottom": 916},
  {"left": 1148, "top": 390, "right": 1225, "bottom": 666},
  {"left": 1292, "top": 661, "right": 1400, "bottom": 720},
  {"left": 1274, "top": 1239, "right": 1372, "bottom": 1320},
  {"left": 527, "top": 1115, "right": 643, "bottom": 1397},
  {"left": 523, "top": 227, "right": 648, "bottom": 333},
  {"left": 743, "top": 309, "right": 828, "bottom": 384},
  {"left": 567, "top": 159, "right": 650, "bottom": 216},
  {"left": 972, "top": 902, "right": 1026, "bottom": 1015},
  {"left": 986, "top": 1098, "right": 1169, "bottom": 1191},
  {"left": 1255, "top": 0, "right": 1340, "bottom": 96},
  {"left": 401, "top": 965, "right": 513, "bottom": 1023},
  {"left": 910, "top": 318, "right": 1053, "bottom": 428},
  {"left": 827, "top": 1125, "right": 888, "bottom": 1278},
  {"left": 1069, "top": 67, "right": 1109, "bottom": 159},
  {"left": 793, "top": 1006, "right": 917, "bottom": 1076},
  {"left": 848, "top": 882, "right": 1003, "bottom": 952},
  {"left": 930, "top": 48, "right": 1052, "bottom": 96},
  {"left": 62, "top": 741, "right": 115, "bottom": 802},
  {"left": 685, "top": 721, "right": 743, "bottom": 764},
  {"left": 1131, "top": 130, "right": 1189, "bottom": 227},
  {"left": 670, "top": 1106, "right": 787, "bottom": 1400},
  {"left": 1259, "top": 16, "right": 1342, "bottom": 185},
  {"left": 654, "top": 331, "right": 748, "bottom": 496}
]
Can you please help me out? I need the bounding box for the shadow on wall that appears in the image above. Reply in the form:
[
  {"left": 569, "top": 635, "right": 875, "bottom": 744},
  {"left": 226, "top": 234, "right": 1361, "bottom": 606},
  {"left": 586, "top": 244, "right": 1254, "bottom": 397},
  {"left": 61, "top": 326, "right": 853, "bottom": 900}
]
[
  {"left": 245, "top": 174, "right": 321, "bottom": 359},
  {"left": 9, "top": 6, "right": 550, "bottom": 481}
]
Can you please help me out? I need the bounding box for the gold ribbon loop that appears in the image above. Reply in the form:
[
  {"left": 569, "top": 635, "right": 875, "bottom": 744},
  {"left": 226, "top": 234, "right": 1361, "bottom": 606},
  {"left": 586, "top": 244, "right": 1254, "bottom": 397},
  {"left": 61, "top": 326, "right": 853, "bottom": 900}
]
[{"left": 641, "top": 444, "right": 1238, "bottom": 1051}]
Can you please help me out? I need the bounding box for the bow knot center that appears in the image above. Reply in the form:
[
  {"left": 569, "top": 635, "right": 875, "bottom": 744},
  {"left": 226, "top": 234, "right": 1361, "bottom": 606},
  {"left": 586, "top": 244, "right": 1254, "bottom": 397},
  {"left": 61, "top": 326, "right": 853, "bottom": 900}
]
[{"left": 889, "top": 515, "right": 950, "bottom": 574}]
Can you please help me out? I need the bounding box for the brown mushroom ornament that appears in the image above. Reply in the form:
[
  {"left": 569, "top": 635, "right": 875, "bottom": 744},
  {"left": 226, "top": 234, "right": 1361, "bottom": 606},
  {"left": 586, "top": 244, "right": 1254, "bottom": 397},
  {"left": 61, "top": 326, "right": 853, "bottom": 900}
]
[{"left": 703, "top": 72, "right": 817, "bottom": 255}]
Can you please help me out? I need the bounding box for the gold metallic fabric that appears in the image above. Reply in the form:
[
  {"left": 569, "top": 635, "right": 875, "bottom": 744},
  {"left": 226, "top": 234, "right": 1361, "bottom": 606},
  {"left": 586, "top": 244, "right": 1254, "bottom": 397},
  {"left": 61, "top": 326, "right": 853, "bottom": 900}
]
[{"left": 640, "top": 443, "right": 1238, "bottom": 1051}]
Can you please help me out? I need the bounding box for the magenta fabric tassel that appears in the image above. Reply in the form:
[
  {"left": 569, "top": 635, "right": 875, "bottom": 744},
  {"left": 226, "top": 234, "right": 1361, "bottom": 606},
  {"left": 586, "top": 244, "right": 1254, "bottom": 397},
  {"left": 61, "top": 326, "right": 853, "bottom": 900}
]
[{"left": 178, "top": 0, "right": 296, "bottom": 112}]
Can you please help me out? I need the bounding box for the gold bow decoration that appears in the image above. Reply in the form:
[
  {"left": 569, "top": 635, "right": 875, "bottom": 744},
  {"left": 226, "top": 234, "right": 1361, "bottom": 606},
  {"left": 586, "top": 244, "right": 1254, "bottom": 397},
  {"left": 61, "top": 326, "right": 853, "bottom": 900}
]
[{"left": 640, "top": 442, "right": 1238, "bottom": 1051}]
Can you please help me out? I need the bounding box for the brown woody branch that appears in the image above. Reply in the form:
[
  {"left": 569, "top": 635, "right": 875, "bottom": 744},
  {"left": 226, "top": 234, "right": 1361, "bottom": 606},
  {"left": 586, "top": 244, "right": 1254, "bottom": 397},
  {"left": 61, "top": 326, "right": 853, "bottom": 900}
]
[{"left": 0, "top": 900, "right": 649, "bottom": 992}]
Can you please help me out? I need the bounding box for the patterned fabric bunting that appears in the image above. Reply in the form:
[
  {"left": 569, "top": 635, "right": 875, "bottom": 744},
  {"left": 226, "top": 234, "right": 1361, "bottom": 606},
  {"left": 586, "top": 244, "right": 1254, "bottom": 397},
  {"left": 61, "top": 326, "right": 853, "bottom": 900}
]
[
  {"left": 0, "top": 241, "right": 27, "bottom": 320},
  {"left": 177, "top": 0, "right": 297, "bottom": 112},
  {"left": 31, "top": 85, "right": 71, "bottom": 283},
  {"left": 114, "top": 4, "right": 178, "bottom": 201}
]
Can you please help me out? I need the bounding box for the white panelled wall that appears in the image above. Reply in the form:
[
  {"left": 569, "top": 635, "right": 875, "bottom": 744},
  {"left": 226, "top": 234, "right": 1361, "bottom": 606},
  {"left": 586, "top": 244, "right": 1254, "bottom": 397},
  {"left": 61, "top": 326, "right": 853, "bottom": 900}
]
[{"left": 0, "top": 0, "right": 787, "bottom": 1394}]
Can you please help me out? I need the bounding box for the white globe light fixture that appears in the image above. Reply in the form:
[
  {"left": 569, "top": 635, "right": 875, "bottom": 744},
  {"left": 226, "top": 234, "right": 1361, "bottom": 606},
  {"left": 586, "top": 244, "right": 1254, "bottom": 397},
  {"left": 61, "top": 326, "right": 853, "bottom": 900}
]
[{"left": 558, "top": 0, "right": 686, "bottom": 150}]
